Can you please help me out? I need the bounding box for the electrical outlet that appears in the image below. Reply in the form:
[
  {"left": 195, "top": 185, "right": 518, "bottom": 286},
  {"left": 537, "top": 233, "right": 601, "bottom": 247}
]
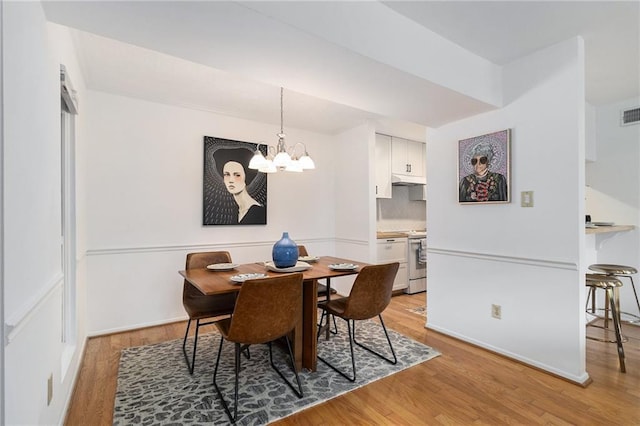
[
  {"left": 491, "top": 304, "right": 502, "bottom": 319},
  {"left": 47, "top": 374, "right": 53, "bottom": 406}
]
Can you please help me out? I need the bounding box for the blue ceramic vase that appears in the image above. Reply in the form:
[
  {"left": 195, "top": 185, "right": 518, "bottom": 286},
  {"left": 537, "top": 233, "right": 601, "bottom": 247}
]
[{"left": 272, "top": 232, "right": 299, "bottom": 268}]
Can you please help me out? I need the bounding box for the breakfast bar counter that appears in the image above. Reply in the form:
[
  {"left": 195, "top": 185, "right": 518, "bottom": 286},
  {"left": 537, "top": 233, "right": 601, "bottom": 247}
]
[{"left": 585, "top": 225, "right": 635, "bottom": 235}]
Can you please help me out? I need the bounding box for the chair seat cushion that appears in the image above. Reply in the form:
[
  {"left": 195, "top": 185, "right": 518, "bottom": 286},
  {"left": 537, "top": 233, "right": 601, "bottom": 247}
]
[
  {"left": 586, "top": 273, "right": 623, "bottom": 288},
  {"left": 319, "top": 297, "right": 348, "bottom": 317},
  {"left": 589, "top": 264, "right": 637, "bottom": 275},
  {"left": 183, "top": 287, "right": 236, "bottom": 320},
  {"left": 317, "top": 283, "right": 337, "bottom": 295}
]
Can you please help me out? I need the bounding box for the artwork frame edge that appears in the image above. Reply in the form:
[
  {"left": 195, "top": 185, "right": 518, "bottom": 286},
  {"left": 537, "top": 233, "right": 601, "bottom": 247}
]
[
  {"left": 202, "top": 135, "right": 268, "bottom": 225},
  {"left": 457, "top": 128, "right": 511, "bottom": 205}
]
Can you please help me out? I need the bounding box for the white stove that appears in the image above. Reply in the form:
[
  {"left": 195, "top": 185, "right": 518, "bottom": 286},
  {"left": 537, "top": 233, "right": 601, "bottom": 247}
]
[
  {"left": 407, "top": 231, "right": 427, "bottom": 239},
  {"left": 406, "top": 232, "right": 426, "bottom": 294}
]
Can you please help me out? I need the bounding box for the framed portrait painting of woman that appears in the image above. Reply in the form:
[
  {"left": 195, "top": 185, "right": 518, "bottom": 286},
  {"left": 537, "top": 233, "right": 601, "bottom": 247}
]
[
  {"left": 203, "top": 136, "right": 267, "bottom": 225},
  {"left": 458, "top": 129, "right": 510, "bottom": 204}
]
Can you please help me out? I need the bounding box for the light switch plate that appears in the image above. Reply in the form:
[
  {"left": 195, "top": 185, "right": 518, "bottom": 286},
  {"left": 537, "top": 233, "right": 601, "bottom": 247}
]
[{"left": 521, "top": 191, "right": 534, "bottom": 207}]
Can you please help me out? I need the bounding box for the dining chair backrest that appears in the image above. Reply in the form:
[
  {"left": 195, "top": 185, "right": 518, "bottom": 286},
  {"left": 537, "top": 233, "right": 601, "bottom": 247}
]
[
  {"left": 343, "top": 262, "right": 399, "bottom": 321},
  {"left": 227, "top": 273, "right": 303, "bottom": 345},
  {"left": 186, "top": 251, "right": 232, "bottom": 270},
  {"left": 183, "top": 251, "right": 233, "bottom": 300},
  {"left": 297, "top": 245, "right": 333, "bottom": 299}
]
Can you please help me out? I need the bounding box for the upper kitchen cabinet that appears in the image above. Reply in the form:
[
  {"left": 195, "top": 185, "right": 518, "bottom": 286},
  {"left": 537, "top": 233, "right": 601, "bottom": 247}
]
[
  {"left": 375, "top": 134, "right": 392, "bottom": 199},
  {"left": 392, "top": 137, "right": 425, "bottom": 177}
]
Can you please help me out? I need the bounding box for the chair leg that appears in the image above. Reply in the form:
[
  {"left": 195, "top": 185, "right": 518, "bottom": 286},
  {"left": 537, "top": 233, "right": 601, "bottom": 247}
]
[
  {"left": 182, "top": 318, "right": 200, "bottom": 375},
  {"left": 627, "top": 276, "right": 640, "bottom": 320},
  {"left": 182, "top": 319, "right": 192, "bottom": 372},
  {"left": 585, "top": 287, "right": 594, "bottom": 314},
  {"left": 213, "top": 338, "right": 240, "bottom": 423},
  {"left": 353, "top": 315, "right": 397, "bottom": 365},
  {"left": 604, "top": 293, "right": 611, "bottom": 329},
  {"left": 268, "top": 338, "right": 304, "bottom": 398},
  {"left": 606, "top": 288, "right": 626, "bottom": 373},
  {"left": 234, "top": 343, "right": 240, "bottom": 419},
  {"left": 317, "top": 309, "right": 325, "bottom": 338},
  {"left": 241, "top": 344, "right": 251, "bottom": 360},
  {"left": 214, "top": 338, "right": 302, "bottom": 424},
  {"left": 317, "top": 317, "right": 357, "bottom": 382},
  {"left": 316, "top": 309, "right": 338, "bottom": 339},
  {"left": 320, "top": 283, "right": 338, "bottom": 335}
]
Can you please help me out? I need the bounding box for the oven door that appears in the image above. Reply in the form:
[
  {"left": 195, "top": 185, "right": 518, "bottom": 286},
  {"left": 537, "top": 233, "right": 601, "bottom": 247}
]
[{"left": 408, "top": 238, "right": 426, "bottom": 279}]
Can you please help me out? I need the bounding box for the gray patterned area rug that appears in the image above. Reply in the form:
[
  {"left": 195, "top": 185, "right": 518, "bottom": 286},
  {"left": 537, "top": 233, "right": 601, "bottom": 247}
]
[{"left": 114, "top": 319, "right": 440, "bottom": 425}]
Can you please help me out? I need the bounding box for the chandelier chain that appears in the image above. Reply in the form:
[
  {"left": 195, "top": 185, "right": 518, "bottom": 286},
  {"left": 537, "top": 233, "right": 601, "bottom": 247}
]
[
  {"left": 247, "top": 86, "right": 314, "bottom": 172},
  {"left": 280, "top": 87, "right": 284, "bottom": 135}
]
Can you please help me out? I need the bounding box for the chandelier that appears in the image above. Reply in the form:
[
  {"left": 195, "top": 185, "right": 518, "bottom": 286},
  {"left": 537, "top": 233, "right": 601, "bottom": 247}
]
[{"left": 248, "top": 87, "right": 315, "bottom": 173}]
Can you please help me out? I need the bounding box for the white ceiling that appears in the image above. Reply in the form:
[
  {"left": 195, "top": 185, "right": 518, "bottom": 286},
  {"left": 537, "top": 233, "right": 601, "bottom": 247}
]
[
  {"left": 42, "top": 1, "right": 639, "bottom": 135},
  {"left": 384, "top": 1, "right": 640, "bottom": 105}
]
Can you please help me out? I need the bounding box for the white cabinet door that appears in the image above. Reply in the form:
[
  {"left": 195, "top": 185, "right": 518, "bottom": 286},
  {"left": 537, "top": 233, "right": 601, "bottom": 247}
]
[
  {"left": 377, "top": 238, "right": 406, "bottom": 261},
  {"left": 391, "top": 137, "right": 409, "bottom": 175},
  {"left": 377, "top": 238, "right": 408, "bottom": 290},
  {"left": 375, "top": 134, "right": 392, "bottom": 199},
  {"left": 393, "top": 263, "right": 408, "bottom": 291},
  {"left": 391, "top": 137, "right": 425, "bottom": 177},
  {"left": 406, "top": 140, "right": 425, "bottom": 177}
]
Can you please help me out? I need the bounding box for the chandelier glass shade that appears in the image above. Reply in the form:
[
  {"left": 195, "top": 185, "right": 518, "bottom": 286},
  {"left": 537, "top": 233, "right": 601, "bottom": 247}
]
[{"left": 248, "top": 87, "right": 315, "bottom": 174}]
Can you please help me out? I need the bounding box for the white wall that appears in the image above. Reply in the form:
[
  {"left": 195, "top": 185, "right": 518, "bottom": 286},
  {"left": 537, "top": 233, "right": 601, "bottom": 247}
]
[
  {"left": 586, "top": 98, "right": 640, "bottom": 225},
  {"left": 0, "top": 1, "right": 4, "bottom": 421},
  {"left": 4, "top": 1, "right": 60, "bottom": 331},
  {"left": 331, "top": 123, "right": 374, "bottom": 295},
  {"left": 585, "top": 102, "right": 596, "bottom": 162},
  {"left": 586, "top": 97, "right": 640, "bottom": 316},
  {"left": 427, "top": 37, "right": 588, "bottom": 382},
  {"left": 84, "top": 91, "right": 339, "bottom": 333},
  {"left": 3, "top": 3, "right": 87, "bottom": 425}
]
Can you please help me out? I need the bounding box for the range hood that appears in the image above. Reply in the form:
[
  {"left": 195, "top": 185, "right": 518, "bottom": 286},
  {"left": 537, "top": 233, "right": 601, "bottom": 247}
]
[{"left": 391, "top": 174, "right": 426, "bottom": 185}]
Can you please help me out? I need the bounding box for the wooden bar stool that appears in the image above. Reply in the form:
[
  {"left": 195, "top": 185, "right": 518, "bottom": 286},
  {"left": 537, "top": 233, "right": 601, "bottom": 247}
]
[
  {"left": 588, "top": 264, "right": 640, "bottom": 324},
  {"left": 585, "top": 273, "right": 626, "bottom": 373}
]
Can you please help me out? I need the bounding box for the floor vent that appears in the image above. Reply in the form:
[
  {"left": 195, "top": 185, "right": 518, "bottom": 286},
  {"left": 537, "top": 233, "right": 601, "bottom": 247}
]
[{"left": 621, "top": 107, "right": 640, "bottom": 126}]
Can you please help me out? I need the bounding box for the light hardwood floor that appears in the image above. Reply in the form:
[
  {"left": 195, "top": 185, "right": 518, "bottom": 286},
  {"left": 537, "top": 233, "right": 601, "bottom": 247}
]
[{"left": 65, "top": 293, "right": 640, "bottom": 425}]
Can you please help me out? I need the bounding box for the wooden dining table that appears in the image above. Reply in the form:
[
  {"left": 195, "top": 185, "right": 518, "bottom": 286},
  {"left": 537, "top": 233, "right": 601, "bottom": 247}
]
[{"left": 179, "top": 255, "right": 368, "bottom": 372}]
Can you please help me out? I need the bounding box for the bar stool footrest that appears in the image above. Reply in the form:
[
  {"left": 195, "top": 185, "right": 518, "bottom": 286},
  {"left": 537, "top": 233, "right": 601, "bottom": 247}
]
[
  {"left": 586, "top": 307, "right": 640, "bottom": 325},
  {"left": 586, "top": 324, "right": 629, "bottom": 343}
]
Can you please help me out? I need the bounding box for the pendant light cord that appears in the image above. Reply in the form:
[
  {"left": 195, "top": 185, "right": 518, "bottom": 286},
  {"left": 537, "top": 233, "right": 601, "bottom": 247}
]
[
  {"left": 248, "top": 86, "right": 314, "bottom": 172},
  {"left": 280, "top": 87, "right": 284, "bottom": 135}
]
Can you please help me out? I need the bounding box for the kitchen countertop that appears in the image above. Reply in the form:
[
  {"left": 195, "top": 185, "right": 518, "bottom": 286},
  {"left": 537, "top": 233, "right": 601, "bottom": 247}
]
[
  {"left": 377, "top": 232, "right": 409, "bottom": 239},
  {"left": 585, "top": 224, "right": 635, "bottom": 235},
  {"left": 377, "top": 231, "right": 426, "bottom": 239},
  {"left": 378, "top": 226, "right": 635, "bottom": 238}
]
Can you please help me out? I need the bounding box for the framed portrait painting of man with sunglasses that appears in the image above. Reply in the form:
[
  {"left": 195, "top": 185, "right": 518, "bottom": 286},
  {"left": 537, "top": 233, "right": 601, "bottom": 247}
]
[{"left": 458, "top": 129, "right": 510, "bottom": 204}]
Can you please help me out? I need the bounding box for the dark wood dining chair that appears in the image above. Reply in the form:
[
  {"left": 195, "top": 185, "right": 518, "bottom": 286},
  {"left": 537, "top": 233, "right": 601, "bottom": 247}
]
[
  {"left": 317, "top": 262, "right": 400, "bottom": 382},
  {"left": 182, "top": 251, "right": 237, "bottom": 374},
  {"left": 213, "top": 272, "right": 304, "bottom": 423}
]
